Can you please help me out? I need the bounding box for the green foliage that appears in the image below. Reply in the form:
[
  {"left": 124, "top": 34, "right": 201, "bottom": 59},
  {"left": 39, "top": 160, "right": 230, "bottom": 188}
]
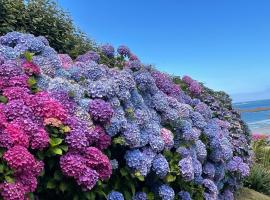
[
  {"left": 23, "top": 51, "right": 34, "bottom": 61},
  {"left": 28, "top": 75, "right": 40, "bottom": 93},
  {"left": 252, "top": 139, "right": 270, "bottom": 168},
  {"left": 0, "top": 148, "right": 15, "bottom": 184},
  {"left": 0, "top": 95, "right": 8, "bottom": 104},
  {"left": 0, "top": 0, "right": 95, "bottom": 58},
  {"left": 244, "top": 164, "right": 270, "bottom": 196}
]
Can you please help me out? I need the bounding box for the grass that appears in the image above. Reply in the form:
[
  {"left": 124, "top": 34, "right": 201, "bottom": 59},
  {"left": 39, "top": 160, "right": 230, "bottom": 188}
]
[{"left": 235, "top": 188, "right": 270, "bottom": 200}]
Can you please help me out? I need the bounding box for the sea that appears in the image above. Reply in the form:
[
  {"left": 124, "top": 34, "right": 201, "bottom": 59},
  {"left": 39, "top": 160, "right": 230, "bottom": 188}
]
[{"left": 233, "top": 99, "right": 270, "bottom": 134}]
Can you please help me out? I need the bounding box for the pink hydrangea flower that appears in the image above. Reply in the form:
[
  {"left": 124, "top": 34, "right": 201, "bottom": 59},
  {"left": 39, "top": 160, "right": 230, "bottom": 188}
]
[
  {"left": 30, "top": 128, "right": 49, "bottom": 150},
  {"left": 84, "top": 147, "right": 112, "bottom": 180},
  {"left": 0, "top": 182, "right": 26, "bottom": 200},
  {"left": 22, "top": 61, "right": 41, "bottom": 76},
  {"left": 161, "top": 128, "right": 174, "bottom": 150},
  {"left": 58, "top": 54, "right": 73, "bottom": 69},
  {"left": 3, "top": 146, "right": 36, "bottom": 172},
  {"left": 4, "top": 123, "right": 29, "bottom": 148}
]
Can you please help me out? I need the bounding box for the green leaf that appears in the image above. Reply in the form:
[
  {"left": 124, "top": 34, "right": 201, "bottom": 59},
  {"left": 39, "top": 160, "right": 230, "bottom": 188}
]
[
  {"left": 147, "top": 192, "right": 155, "bottom": 200},
  {"left": 51, "top": 147, "right": 62, "bottom": 155},
  {"left": 165, "top": 174, "right": 176, "bottom": 183},
  {"left": 27, "top": 76, "right": 37, "bottom": 86},
  {"left": 0, "top": 95, "right": 8, "bottom": 104},
  {"left": 85, "top": 192, "right": 96, "bottom": 200},
  {"left": 47, "top": 180, "right": 56, "bottom": 189},
  {"left": 59, "top": 182, "right": 68, "bottom": 193},
  {"left": 28, "top": 193, "right": 35, "bottom": 200},
  {"left": 113, "top": 137, "right": 125, "bottom": 145},
  {"left": 24, "top": 51, "right": 35, "bottom": 61},
  {"left": 120, "top": 168, "right": 128, "bottom": 176},
  {"left": 130, "top": 183, "right": 135, "bottom": 195},
  {"left": 134, "top": 171, "right": 145, "bottom": 181},
  {"left": 124, "top": 191, "right": 132, "bottom": 200},
  {"left": 5, "top": 176, "right": 14, "bottom": 183},
  {"left": 59, "top": 145, "right": 68, "bottom": 152},
  {"left": 0, "top": 148, "right": 5, "bottom": 157},
  {"left": 0, "top": 164, "right": 4, "bottom": 173},
  {"left": 61, "top": 125, "right": 71, "bottom": 133},
  {"left": 97, "top": 190, "right": 107, "bottom": 198},
  {"left": 37, "top": 151, "right": 45, "bottom": 160},
  {"left": 73, "top": 195, "right": 79, "bottom": 200},
  {"left": 49, "top": 138, "right": 63, "bottom": 147},
  {"left": 68, "top": 91, "right": 75, "bottom": 98},
  {"left": 54, "top": 170, "right": 62, "bottom": 181}
]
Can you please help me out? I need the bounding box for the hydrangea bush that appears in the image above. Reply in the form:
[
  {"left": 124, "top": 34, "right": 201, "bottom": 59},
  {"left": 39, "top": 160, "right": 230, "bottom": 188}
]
[{"left": 0, "top": 32, "right": 252, "bottom": 200}]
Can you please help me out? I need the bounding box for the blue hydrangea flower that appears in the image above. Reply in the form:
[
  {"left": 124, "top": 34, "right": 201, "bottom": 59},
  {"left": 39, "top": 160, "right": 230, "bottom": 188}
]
[
  {"left": 132, "top": 192, "right": 147, "bottom": 200},
  {"left": 107, "top": 191, "right": 124, "bottom": 200},
  {"left": 158, "top": 185, "right": 175, "bottom": 200},
  {"left": 110, "top": 159, "right": 119, "bottom": 170},
  {"left": 178, "top": 191, "right": 191, "bottom": 200},
  {"left": 191, "top": 111, "right": 207, "bottom": 129},
  {"left": 203, "top": 162, "right": 215, "bottom": 179},
  {"left": 149, "top": 134, "right": 164, "bottom": 153},
  {"left": 195, "top": 140, "right": 207, "bottom": 161},
  {"left": 152, "top": 154, "right": 169, "bottom": 178}
]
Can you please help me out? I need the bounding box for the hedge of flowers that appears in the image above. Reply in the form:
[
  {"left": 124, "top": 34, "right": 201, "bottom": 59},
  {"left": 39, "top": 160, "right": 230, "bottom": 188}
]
[{"left": 0, "top": 32, "right": 252, "bottom": 200}]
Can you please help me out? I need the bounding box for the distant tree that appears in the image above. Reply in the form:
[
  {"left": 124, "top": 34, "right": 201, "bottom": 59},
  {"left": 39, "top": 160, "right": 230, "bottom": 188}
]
[{"left": 0, "top": 0, "right": 95, "bottom": 58}]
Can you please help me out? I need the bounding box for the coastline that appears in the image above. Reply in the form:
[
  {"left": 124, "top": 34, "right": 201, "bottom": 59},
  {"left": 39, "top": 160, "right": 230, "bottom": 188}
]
[
  {"left": 233, "top": 99, "right": 270, "bottom": 135},
  {"left": 237, "top": 107, "right": 270, "bottom": 113}
]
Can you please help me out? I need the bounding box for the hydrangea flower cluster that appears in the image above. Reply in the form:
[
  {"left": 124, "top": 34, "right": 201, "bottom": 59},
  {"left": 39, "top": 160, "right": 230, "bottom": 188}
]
[
  {"left": 0, "top": 33, "right": 112, "bottom": 199},
  {"left": 182, "top": 75, "right": 202, "bottom": 95},
  {"left": 0, "top": 32, "right": 252, "bottom": 200}
]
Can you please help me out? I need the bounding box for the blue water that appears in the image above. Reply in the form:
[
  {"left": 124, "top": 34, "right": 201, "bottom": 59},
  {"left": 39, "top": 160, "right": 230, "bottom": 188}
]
[{"left": 233, "top": 99, "right": 270, "bottom": 134}]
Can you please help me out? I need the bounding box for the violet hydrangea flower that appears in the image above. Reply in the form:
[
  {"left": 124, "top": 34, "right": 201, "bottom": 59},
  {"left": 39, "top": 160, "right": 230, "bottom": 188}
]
[
  {"left": 101, "top": 44, "right": 115, "bottom": 58},
  {"left": 89, "top": 99, "right": 114, "bottom": 123},
  {"left": 117, "top": 45, "right": 130, "bottom": 57},
  {"left": 178, "top": 156, "right": 194, "bottom": 181}
]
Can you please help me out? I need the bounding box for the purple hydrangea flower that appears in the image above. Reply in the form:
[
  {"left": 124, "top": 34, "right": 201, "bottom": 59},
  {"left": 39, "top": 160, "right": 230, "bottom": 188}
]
[
  {"left": 227, "top": 156, "right": 250, "bottom": 177},
  {"left": 178, "top": 156, "right": 194, "bottom": 181},
  {"left": 122, "top": 123, "right": 141, "bottom": 147},
  {"left": 203, "top": 162, "right": 215, "bottom": 179},
  {"left": 126, "top": 60, "right": 142, "bottom": 71},
  {"left": 195, "top": 140, "right": 207, "bottom": 161},
  {"left": 76, "top": 50, "right": 100, "bottom": 63},
  {"left": 176, "top": 147, "right": 191, "bottom": 158},
  {"left": 191, "top": 111, "right": 207, "bottom": 129},
  {"left": 101, "top": 44, "right": 115, "bottom": 58},
  {"left": 0, "top": 182, "right": 26, "bottom": 200},
  {"left": 89, "top": 99, "right": 114, "bottom": 123},
  {"left": 193, "top": 158, "right": 202, "bottom": 178},
  {"left": 189, "top": 81, "right": 202, "bottom": 95},
  {"left": 117, "top": 45, "right": 130, "bottom": 57},
  {"left": 219, "top": 189, "right": 234, "bottom": 200},
  {"left": 202, "top": 179, "right": 218, "bottom": 199}
]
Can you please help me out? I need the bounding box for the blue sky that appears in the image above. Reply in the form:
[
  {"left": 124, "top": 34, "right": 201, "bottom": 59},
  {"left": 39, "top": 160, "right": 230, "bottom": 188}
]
[{"left": 58, "top": 0, "right": 270, "bottom": 101}]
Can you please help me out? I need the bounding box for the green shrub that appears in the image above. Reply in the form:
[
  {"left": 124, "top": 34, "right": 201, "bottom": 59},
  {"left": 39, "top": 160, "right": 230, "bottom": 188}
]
[
  {"left": 0, "top": 0, "right": 95, "bottom": 58},
  {"left": 244, "top": 164, "right": 270, "bottom": 195},
  {"left": 252, "top": 139, "right": 270, "bottom": 168}
]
